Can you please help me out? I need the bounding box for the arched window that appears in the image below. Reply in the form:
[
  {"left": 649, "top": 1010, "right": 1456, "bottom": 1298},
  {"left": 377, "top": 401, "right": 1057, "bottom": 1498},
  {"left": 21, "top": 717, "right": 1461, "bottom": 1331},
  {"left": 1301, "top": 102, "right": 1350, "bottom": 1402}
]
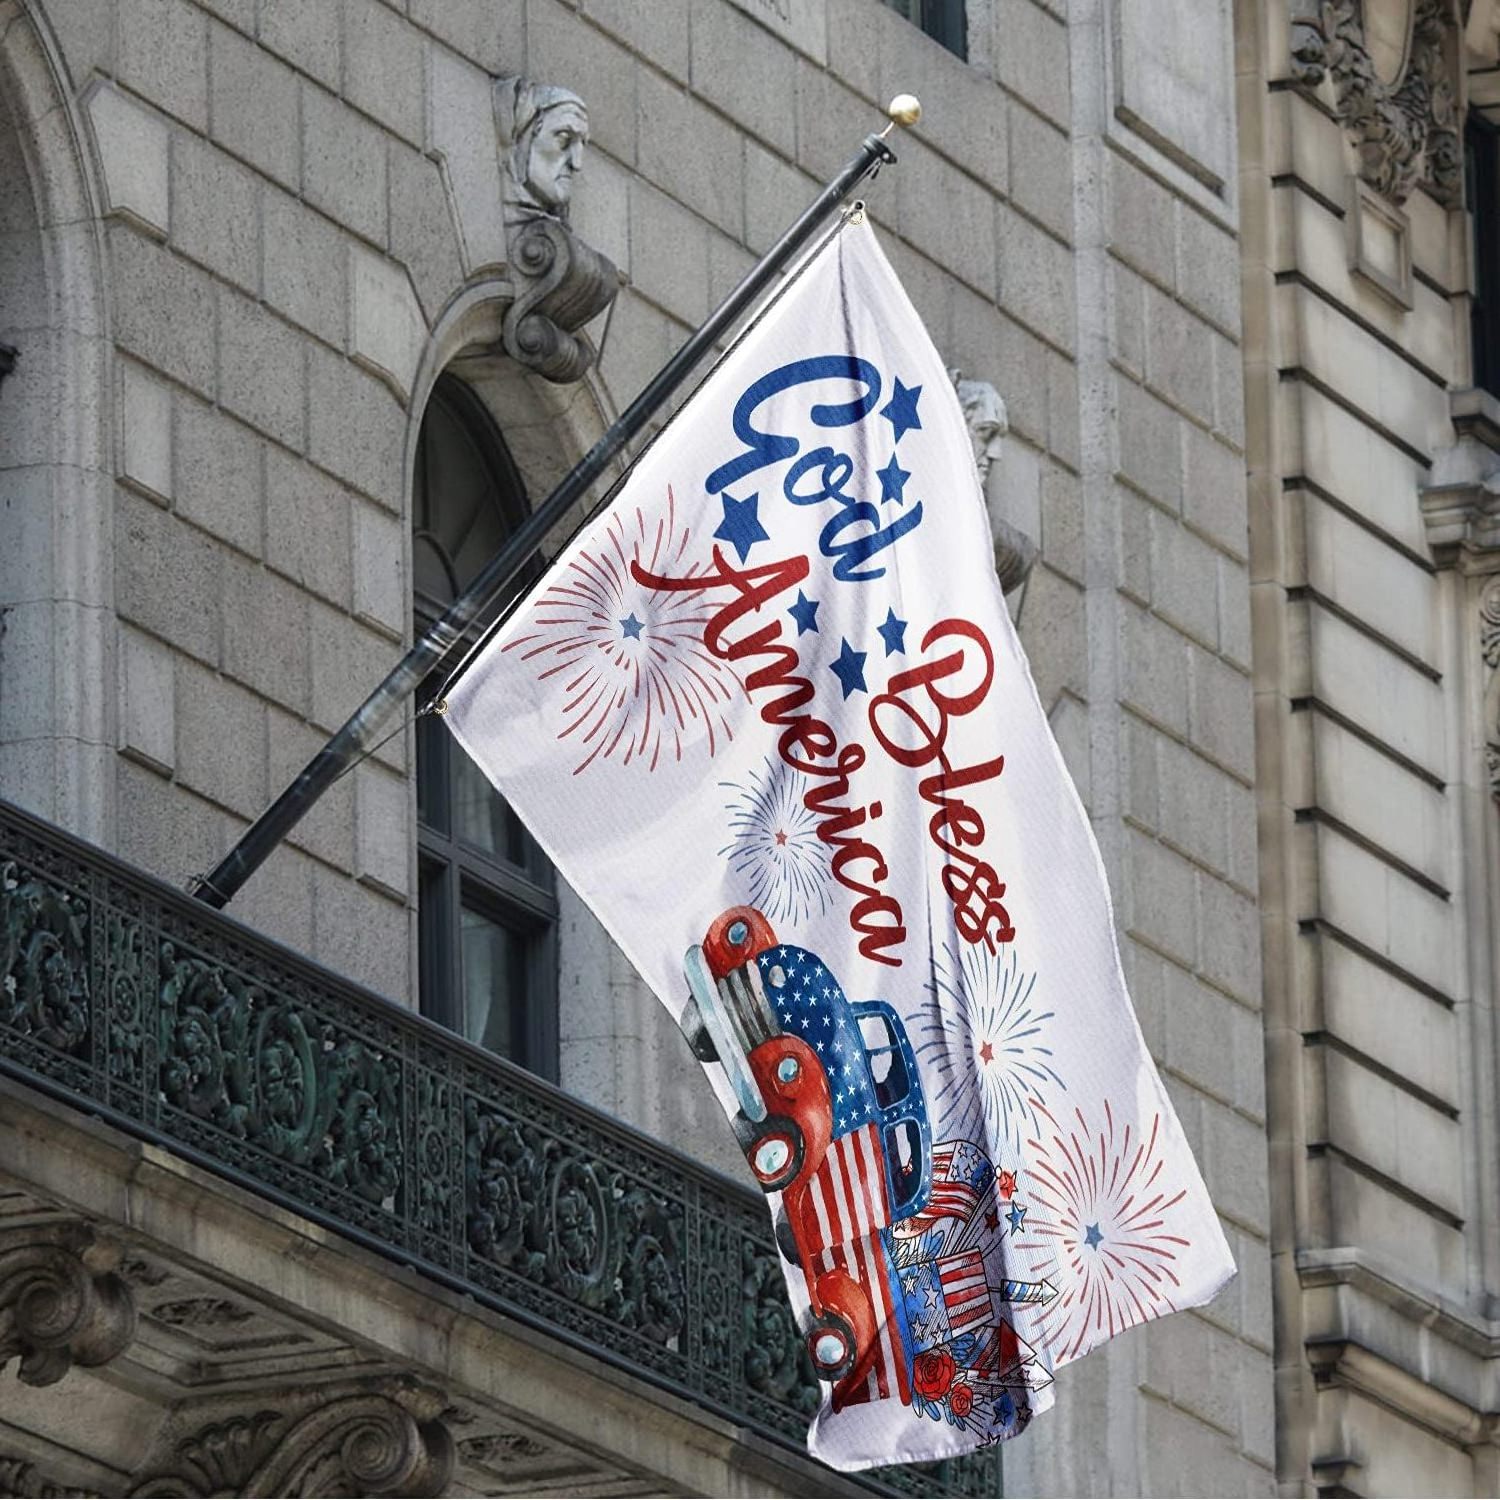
[{"left": 413, "top": 374, "right": 558, "bottom": 1077}]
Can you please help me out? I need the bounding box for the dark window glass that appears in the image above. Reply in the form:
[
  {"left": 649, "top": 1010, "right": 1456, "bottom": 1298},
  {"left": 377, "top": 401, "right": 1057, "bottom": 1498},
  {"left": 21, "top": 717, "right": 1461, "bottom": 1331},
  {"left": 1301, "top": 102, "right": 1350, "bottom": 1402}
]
[
  {"left": 414, "top": 375, "right": 558, "bottom": 1079},
  {"left": 885, "top": 1119, "right": 925, "bottom": 1217},
  {"left": 880, "top": 0, "right": 967, "bottom": 60},
  {"left": 1468, "top": 112, "right": 1500, "bottom": 400}
]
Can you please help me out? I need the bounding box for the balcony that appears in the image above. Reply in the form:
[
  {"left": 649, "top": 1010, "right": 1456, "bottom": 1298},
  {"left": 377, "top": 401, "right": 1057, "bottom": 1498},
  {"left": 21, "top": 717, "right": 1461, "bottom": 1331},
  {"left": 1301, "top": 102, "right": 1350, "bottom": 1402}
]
[{"left": 0, "top": 796, "right": 1001, "bottom": 1497}]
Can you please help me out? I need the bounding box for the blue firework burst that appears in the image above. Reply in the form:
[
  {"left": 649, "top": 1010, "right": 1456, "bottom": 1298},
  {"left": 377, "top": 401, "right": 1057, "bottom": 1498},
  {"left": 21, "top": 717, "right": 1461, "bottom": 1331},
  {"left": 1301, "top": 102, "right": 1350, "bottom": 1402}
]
[
  {"left": 718, "top": 757, "right": 831, "bottom": 926},
  {"left": 914, "top": 942, "right": 1064, "bottom": 1151}
]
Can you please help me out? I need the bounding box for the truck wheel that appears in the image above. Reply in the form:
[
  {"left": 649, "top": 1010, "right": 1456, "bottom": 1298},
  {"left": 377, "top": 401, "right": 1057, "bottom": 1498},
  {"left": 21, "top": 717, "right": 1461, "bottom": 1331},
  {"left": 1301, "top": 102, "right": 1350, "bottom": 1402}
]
[
  {"left": 807, "top": 1311, "right": 857, "bottom": 1381},
  {"left": 745, "top": 1116, "right": 803, "bottom": 1193},
  {"left": 773, "top": 1208, "right": 799, "bottom": 1264},
  {"left": 677, "top": 992, "right": 717, "bottom": 1062}
]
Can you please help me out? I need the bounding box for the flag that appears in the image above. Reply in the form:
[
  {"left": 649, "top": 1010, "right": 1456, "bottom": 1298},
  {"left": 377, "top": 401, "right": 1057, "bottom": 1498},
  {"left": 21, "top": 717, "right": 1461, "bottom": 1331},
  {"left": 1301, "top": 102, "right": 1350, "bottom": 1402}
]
[{"left": 443, "top": 218, "right": 1235, "bottom": 1469}]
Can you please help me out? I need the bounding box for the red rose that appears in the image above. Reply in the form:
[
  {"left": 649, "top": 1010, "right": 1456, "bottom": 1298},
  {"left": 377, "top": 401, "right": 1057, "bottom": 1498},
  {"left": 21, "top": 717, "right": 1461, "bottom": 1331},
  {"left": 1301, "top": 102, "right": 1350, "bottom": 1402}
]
[
  {"left": 912, "top": 1350, "right": 956, "bottom": 1400},
  {"left": 949, "top": 1383, "right": 974, "bottom": 1417}
]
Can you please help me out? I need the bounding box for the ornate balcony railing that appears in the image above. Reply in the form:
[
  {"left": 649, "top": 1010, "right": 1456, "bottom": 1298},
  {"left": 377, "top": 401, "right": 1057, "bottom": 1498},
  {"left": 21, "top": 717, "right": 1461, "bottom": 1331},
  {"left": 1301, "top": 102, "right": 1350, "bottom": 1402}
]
[{"left": 0, "top": 798, "right": 1001, "bottom": 1498}]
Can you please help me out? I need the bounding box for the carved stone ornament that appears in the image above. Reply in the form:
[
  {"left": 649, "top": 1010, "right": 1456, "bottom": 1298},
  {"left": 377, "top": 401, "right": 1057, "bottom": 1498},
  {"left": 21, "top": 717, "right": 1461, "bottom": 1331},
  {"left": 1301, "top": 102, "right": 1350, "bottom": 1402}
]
[
  {"left": 130, "top": 1380, "right": 454, "bottom": 1498},
  {"left": 0, "top": 1227, "right": 137, "bottom": 1388},
  {"left": 948, "top": 368, "right": 1038, "bottom": 593},
  {"left": 494, "top": 76, "right": 622, "bottom": 384},
  {"left": 1290, "top": 0, "right": 1463, "bottom": 207},
  {"left": 0, "top": 1451, "right": 99, "bottom": 1498},
  {"left": 1482, "top": 579, "right": 1500, "bottom": 805}
]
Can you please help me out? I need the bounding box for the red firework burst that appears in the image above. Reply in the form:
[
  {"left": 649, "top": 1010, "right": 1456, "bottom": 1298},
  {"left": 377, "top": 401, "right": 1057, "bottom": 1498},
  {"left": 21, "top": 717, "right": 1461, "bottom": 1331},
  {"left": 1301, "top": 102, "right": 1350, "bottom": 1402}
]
[
  {"left": 1016, "top": 1100, "right": 1191, "bottom": 1364},
  {"left": 503, "top": 490, "right": 743, "bottom": 773}
]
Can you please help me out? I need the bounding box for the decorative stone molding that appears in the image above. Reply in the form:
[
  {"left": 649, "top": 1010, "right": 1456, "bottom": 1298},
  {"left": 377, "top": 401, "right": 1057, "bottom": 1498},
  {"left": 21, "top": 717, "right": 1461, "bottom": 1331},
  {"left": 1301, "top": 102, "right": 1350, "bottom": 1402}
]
[
  {"left": 0, "top": 1451, "right": 99, "bottom": 1498},
  {"left": 494, "top": 77, "right": 622, "bottom": 384},
  {"left": 1482, "top": 580, "right": 1500, "bottom": 806},
  {"left": 1290, "top": 0, "right": 1462, "bottom": 208},
  {"left": 130, "top": 1380, "right": 455, "bottom": 1498},
  {"left": 0, "top": 1228, "right": 137, "bottom": 1388},
  {"left": 947, "top": 368, "right": 1038, "bottom": 593}
]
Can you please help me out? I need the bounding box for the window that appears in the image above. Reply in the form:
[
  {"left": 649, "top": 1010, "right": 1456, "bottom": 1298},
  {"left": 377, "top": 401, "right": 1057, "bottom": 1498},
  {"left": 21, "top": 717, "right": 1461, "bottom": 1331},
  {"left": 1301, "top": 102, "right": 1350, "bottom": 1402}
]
[
  {"left": 881, "top": 0, "right": 967, "bottom": 61},
  {"left": 1467, "top": 111, "right": 1500, "bottom": 400},
  {"left": 414, "top": 375, "right": 559, "bottom": 1078}
]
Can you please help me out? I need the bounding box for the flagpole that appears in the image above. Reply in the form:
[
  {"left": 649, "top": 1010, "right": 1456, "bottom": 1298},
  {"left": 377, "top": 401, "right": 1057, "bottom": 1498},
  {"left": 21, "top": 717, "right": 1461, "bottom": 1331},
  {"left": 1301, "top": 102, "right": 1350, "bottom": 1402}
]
[{"left": 190, "top": 95, "right": 923, "bottom": 910}]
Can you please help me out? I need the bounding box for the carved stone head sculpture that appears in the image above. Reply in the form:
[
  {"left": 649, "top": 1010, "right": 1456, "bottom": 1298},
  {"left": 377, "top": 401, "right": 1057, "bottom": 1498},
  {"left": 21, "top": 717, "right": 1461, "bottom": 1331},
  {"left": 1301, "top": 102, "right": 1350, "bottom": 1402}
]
[
  {"left": 948, "top": 369, "right": 1010, "bottom": 487},
  {"left": 495, "top": 77, "right": 590, "bottom": 222},
  {"left": 490, "top": 76, "right": 621, "bottom": 385}
]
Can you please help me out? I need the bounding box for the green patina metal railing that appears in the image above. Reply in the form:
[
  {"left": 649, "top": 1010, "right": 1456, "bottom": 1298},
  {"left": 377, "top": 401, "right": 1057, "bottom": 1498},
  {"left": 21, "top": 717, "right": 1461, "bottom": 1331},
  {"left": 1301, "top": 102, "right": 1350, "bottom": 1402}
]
[{"left": 0, "top": 798, "right": 1001, "bottom": 1498}]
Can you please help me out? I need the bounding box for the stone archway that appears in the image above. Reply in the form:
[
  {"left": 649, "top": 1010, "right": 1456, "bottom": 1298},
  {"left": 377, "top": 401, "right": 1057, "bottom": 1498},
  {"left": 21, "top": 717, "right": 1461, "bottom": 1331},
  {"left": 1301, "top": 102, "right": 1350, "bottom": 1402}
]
[{"left": 0, "top": 1, "right": 114, "bottom": 845}]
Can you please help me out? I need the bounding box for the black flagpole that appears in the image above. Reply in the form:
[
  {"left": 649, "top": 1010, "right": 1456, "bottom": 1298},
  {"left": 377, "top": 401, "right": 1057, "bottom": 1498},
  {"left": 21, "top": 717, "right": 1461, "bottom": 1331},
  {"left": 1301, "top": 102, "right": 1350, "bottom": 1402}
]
[{"left": 191, "top": 95, "right": 922, "bottom": 910}]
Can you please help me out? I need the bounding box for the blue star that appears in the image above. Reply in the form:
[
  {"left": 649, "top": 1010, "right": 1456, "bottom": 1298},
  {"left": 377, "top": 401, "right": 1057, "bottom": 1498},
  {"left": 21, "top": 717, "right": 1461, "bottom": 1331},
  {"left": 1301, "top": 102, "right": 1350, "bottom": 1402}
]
[
  {"left": 713, "top": 490, "right": 768, "bottom": 563},
  {"left": 788, "top": 590, "right": 820, "bottom": 635},
  {"left": 876, "top": 453, "right": 911, "bottom": 505},
  {"left": 1084, "top": 1222, "right": 1103, "bottom": 1250},
  {"left": 880, "top": 378, "right": 923, "bottom": 442},
  {"left": 829, "top": 638, "right": 867, "bottom": 698},
  {"left": 997, "top": 1393, "right": 1016, "bottom": 1425},
  {"left": 876, "top": 608, "right": 907, "bottom": 656},
  {"left": 618, "top": 612, "right": 644, "bottom": 640},
  {"left": 1007, "top": 1202, "right": 1027, "bottom": 1232}
]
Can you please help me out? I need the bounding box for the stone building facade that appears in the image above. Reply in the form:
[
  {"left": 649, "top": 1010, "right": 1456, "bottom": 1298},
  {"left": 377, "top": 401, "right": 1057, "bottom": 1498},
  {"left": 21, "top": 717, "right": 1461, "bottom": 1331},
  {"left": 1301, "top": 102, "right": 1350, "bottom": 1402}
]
[{"left": 0, "top": 0, "right": 1493, "bottom": 1494}]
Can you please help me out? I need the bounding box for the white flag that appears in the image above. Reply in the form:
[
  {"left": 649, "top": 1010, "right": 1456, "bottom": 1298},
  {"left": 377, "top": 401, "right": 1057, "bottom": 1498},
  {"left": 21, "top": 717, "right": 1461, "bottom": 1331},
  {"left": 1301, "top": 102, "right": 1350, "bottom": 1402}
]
[{"left": 445, "top": 220, "right": 1234, "bottom": 1469}]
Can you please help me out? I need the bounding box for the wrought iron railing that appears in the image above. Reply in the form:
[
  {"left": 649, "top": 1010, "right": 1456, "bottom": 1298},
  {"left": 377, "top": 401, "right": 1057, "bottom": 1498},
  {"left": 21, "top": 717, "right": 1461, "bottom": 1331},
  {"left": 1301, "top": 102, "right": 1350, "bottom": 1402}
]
[{"left": 0, "top": 798, "right": 1001, "bottom": 1498}]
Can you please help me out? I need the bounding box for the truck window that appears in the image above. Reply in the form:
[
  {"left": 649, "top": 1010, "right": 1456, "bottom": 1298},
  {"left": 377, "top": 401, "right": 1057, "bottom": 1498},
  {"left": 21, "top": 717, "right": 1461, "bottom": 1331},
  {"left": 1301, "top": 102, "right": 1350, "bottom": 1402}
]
[
  {"left": 867, "top": 1044, "right": 911, "bottom": 1110},
  {"left": 885, "top": 1119, "right": 924, "bottom": 1217}
]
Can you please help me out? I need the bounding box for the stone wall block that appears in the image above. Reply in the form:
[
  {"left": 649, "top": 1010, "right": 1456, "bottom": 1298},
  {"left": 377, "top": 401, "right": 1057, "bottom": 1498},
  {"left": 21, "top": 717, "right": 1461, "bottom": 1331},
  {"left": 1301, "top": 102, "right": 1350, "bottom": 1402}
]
[
  {"left": 116, "top": 489, "right": 223, "bottom": 665},
  {"left": 1216, "top": 554, "right": 1251, "bottom": 669},
  {"left": 1202, "top": 1093, "right": 1270, "bottom": 1232},
  {"left": 625, "top": 180, "right": 708, "bottom": 326},
  {"left": 267, "top": 705, "right": 355, "bottom": 869},
  {"left": 895, "top": 139, "right": 997, "bottom": 299},
  {"left": 1124, "top": 828, "right": 1198, "bottom": 967},
  {"left": 264, "top": 447, "right": 353, "bottom": 610},
  {"left": 1188, "top": 645, "right": 1254, "bottom": 780},
  {"left": 1143, "top": 285, "right": 1216, "bottom": 429},
  {"left": 344, "top": 0, "right": 425, "bottom": 147},
  {"left": 1123, "top": 714, "right": 1160, "bottom": 828},
  {"left": 1157, "top": 735, "right": 1231, "bottom": 875},
  {"left": 110, "top": 227, "right": 218, "bottom": 396},
  {"left": 1149, "top": 508, "right": 1219, "bottom": 648},
  {"left": 1110, "top": 259, "right": 1146, "bottom": 376},
  {"left": 1163, "top": 961, "right": 1240, "bottom": 1103},
  {"left": 636, "top": 70, "right": 741, "bottom": 237},
  {"left": 221, "top": 554, "right": 312, "bottom": 714},
  {"left": 1181, "top": 422, "right": 1248, "bottom": 558},
  {"left": 1046, "top": 350, "right": 1080, "bottom": 469},
  {"left": 1143, "top": 1311, "right": 1243, "bottom": 1439},
  {"left": 993, "top": 0, "right": 1070, "bottom": 129},
  {"left": 307, "top": 598, "right": 404, "bottom": 768},
  {"left": 1016, "top": 565, "right": 1086, "bottom": 707},
  {"left": 218, "top": 288, "right": 308, "bottom": 450},
  {"left": 209, "top": 22, "right": 300, "bottom": 192},
  {"left": 171, "top": 130, "right": 260, "bottom": 294},
  {"left": 349, "top": 245, "right": 427, "bottom": 402},
  {"left": 583, "top": 0, "right": 689, "bottom": 81},
  {"left": 259, "top": 0, "right": 341, "bottom": 90},
  {"left": 428, "top": 45, "right": 505, "bottom": 274},
  {"left": 409, "top": 0, "right": 524, "bottom": 75},
  {"left": 1116, "top": 378, "right": 1182, "bottom": 509},
  {"left": 85, "top": 84, "right": 170, "bottom": 237},
  {"left": 1116, "top": 482, "right": 1152, "bottom": 602},
  {"left": 528, "top": 0, "right": 639, "bottom": 166},
  {"left": 1039, "top": 461, "right": 1083, "bottom": 582},
  {"left": 311, "top": 862, "right": 409, "bottom": 1001},
  {"left": 689, "top": 0, "right": 796, "bottom": 157},
  {"left": 117, "top": 624, "right": 175, "bottom": 773},
  {"left": 351, "top": 499, "right": 404, "bottom": 638},
  {"left": 1196, "top": 872, "right": 1260, "bottom": 1004},
  {"left": 354, "top": 762, "right": 410, "bottom": 898},
  {"left": 262, "top": 187, "right": 347, "bottom": 348},
  {"left": 173, "top": 396, "right": 263, "bottom": 557},
  {"left": 174, "top": 653, "right": 268, "bottom": 818},
  {"left": 596, "top": 285, "right": 678, "bottom": 413},
  {"left": 792, "top": 59, "right": 872, "bottom": 186},
  {"left": 119, "top": 358, "right": 173, "bottom": 502},
  {"left": 388, "top": 145, "right": 467, "bottom": 322},
  {"left": 301, "top": 84, "right": 389, "bottom": 246},
  {"left": 1108, "top": 151, "right": 1174, "bottom": 284},
  {"left": 823, "top": 0, "right": 880, "bottom": 101},
  {"left": 1008, "top": 104, "right": 1071, "bottom": 243},
  {"left": 1211, "top": 325, "right": 1245, "bottom": 448},
  {"left": 1176, "top": 203, "right": 1241, "bottom": 336},
  {"left": 1121, "top": 600, "right": 1190, "bottom": 734},
  {"left": 117, "top": 0, "right": 208, "bottom": 130},
  {"left": 306, "top": 346, "right": 404, "bottom": 510},
  {"left": 998, "top": 204, "right": 1074, "bottom": 350},
  {"left": 234, "top": 839, "right": 316, "bottom": 957}
]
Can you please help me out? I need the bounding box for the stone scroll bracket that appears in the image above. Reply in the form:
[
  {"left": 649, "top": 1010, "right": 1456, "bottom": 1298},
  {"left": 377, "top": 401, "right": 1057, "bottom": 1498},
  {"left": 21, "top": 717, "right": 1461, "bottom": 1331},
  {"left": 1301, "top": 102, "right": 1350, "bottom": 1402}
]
[{"left": 0, "top": 1225, "right": 137, "bottom": 1389}]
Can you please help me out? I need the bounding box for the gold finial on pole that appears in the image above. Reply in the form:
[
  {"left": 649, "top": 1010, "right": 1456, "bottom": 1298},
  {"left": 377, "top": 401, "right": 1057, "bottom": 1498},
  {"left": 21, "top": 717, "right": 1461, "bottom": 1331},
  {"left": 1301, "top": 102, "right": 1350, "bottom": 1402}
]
[{"left": 881, "top": 94, "right": 922, "bottom": 137}]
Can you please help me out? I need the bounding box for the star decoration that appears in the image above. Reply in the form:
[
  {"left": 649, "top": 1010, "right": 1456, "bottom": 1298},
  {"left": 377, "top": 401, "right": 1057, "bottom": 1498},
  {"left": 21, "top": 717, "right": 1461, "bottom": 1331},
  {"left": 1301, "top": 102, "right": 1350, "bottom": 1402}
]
[
  {"left": 876, "top": 607, "right": 907, "bottom": 656},
  {"left": 1084, "top": 1222, "right": 1103, "bottom": 1250},
  {"left": 880, "top": 377, "right": 923, "bottom": 443},
  {"left": 876, "top": 452, "right": 911, "bottom": 505},
  {"left": 787, "top": 589, "right": 820, "bottom": 635},
  {"left": 998, "top": 1393, "right": 1016, "bottom": 1425},
  {"left": 618, "top": 612, "right": 644, "bottom": 640},
  {"left": 978, "top": 1039, "right": 994, "bottom": 1065},
  {"left": 985, "top": 1210, "right": 1000, "bottom": 1231},
  {"left": 713, "top": 490, "right": 768, "bottom": 563},
  {"left": 774, "top": 829, "right": 788, "bottom": 846},
  {"left": 996, "top": 1169, "right": 1016, "bottom": 1200},
  {"left": 829, "top": 638, "right": 867, "bottom": 698},
  {"left": 1007, "top": 1202, "right": 1027, "bottom": 1232}
]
